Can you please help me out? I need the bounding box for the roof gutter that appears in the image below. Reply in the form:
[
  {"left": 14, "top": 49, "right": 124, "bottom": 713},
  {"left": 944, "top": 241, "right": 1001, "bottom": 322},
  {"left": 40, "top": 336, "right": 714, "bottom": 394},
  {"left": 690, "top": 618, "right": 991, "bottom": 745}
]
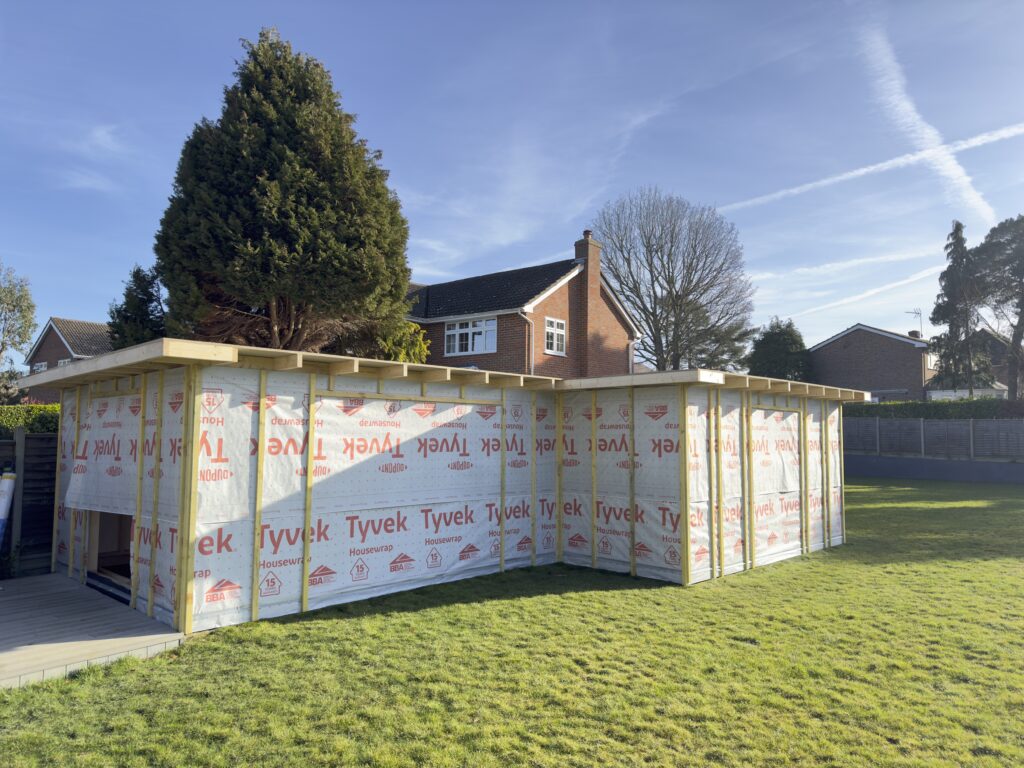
[{"left": 518, "top": 311, "right": 535, "bottom": 375}]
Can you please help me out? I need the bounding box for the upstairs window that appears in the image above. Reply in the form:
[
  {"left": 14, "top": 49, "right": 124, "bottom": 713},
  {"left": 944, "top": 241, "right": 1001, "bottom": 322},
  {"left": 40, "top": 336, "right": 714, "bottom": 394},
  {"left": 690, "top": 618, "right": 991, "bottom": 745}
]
[
  {"left": 445, "top": 317, "right": 497, "bottom": 356},
  {"left": 58, "top": 358, "right": 72, "bottom": 367},
  {"left": 31, "top": 361, "right": 48, "bottom": 373},
  {"left": 545, "top": 318, "right": 566, "bottom": 355}
]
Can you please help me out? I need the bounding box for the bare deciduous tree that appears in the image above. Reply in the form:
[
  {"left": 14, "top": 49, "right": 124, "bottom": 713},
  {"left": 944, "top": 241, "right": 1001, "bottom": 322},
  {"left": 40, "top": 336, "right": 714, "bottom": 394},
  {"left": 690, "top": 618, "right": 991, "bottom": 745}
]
[{"left": 592, "top": 187, "right": 754, "bottom": 371}]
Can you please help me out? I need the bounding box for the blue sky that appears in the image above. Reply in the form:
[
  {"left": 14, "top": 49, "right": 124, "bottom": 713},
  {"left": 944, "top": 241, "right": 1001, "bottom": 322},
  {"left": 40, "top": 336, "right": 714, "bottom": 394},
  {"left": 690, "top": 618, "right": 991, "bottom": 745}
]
[{"left": 2, "top": 1, "right": 1023, "bottom": 354}]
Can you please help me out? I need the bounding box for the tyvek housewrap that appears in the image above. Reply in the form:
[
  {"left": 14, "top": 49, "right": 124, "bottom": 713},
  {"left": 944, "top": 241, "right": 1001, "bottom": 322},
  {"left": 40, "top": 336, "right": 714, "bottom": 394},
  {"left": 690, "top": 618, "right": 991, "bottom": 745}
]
[{"left": 54, "top": 365, "right": 843, "bottom": 632}]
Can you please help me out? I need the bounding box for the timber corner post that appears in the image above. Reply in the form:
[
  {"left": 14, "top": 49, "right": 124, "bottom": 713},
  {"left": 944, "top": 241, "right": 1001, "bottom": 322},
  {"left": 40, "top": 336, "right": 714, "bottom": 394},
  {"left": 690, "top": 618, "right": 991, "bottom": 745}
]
[{"left": 179, "top": 365, "right": 203, "bottom": 634}]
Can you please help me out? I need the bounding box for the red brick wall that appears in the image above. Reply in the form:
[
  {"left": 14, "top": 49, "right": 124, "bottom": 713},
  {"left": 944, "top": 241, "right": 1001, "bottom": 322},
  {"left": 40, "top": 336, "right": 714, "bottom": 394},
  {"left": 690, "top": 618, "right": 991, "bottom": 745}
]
[
  {"left": 421, "top": 313, "right": 529, "bottom": 374},
  {"left": 24, "top": 326, "right": 73, "bottom": 403},
  {"left": 809, "top": 329, "right": 930, "bottom": 400}
]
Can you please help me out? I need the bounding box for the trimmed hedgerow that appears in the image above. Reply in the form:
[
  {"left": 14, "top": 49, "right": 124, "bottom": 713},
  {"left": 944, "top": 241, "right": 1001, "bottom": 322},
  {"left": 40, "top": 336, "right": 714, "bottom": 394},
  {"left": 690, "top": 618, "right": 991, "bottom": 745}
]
[
  {"left": 844, "top": 398, "right": 1024, "bottom": 420},
  {"left": 0, "top": 404, "right": 60, "bottom": 439}
]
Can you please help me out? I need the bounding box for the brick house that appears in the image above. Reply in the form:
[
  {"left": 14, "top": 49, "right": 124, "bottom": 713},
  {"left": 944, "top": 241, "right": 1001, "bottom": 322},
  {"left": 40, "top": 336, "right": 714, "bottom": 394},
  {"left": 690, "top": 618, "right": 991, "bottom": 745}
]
[
  {"left": 24, "top": 317, "right": 113, "bottom": 403},
  {"left": 408, "top": 231, "right": 641, "bottom": 377},
  {"left": 808, "top": 323, "right": 937, "bottom": 402}
]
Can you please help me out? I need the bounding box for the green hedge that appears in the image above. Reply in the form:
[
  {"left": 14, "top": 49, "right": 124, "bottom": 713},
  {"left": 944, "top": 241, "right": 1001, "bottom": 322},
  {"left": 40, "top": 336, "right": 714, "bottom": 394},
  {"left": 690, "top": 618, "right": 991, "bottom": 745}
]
[
  {"left": 844, "top": 399, "right": 1024, "bottom": 420},
  {"left": 0, "top": 404, "right": 60, "bottom": 439}
]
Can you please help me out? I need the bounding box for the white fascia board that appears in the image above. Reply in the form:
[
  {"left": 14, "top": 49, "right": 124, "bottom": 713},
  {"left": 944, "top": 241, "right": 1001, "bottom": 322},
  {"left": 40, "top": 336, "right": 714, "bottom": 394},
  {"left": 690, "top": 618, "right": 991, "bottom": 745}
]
[
  {"left": 406, "top": 309, "right": 523, "bottom": 325},
  {"left": 24, "top": 319, "right": 70, "bottom": 365},
  {"left": 522, "top": 265, "right": 583, "bottom": 312}
]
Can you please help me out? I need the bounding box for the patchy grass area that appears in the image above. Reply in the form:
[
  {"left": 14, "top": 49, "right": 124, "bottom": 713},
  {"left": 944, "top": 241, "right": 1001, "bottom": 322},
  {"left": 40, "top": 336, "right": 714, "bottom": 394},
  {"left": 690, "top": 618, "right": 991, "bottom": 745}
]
[{"left": 2, "top": 479, "right": 1023, "bottom": 767}]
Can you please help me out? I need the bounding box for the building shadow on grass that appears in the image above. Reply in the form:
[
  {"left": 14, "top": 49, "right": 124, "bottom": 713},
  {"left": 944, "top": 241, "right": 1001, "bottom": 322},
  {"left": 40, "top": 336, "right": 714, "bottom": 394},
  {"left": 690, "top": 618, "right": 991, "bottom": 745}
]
[{"left": 272, "top": 563, "right": 676, "bottom": 626}]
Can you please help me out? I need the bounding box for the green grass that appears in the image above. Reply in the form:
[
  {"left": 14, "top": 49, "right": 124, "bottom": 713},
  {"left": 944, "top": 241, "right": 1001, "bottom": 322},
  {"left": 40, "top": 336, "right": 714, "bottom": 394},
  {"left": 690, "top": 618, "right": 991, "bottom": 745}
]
[{"left": 2, "top": 479, "right": 1023, "bottom": 767}]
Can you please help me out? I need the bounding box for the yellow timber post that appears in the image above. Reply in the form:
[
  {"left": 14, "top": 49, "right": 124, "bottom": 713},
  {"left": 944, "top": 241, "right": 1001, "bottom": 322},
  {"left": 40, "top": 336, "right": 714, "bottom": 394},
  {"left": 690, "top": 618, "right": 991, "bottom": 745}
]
[
  {"left": 801, "top": 397, "right": 810, "bottom": 554},
  {"left": 130, "top": 373, "right": 148, "bottom": 609},
  {"left": 590, "top": 389, "right": 598, "bottom": 568},
  {"left": 499, "top": 386, "right": 507, "bottom": 572},
  {"left": 67, "top": 385, "right": 85, "bottom": 579},
  {"left": 821, "top": 399, "right": 831, "bottom": 549},
  {"left": 838, "top": 402, "right": 847, "bottom": 543},
  {"left": 714, "top": 389, "right": 725, "bottom": 577},
  {"left": 147, "top": 372, "right": 164, "bottom": 617},
  {"left": 180, "top": 365, "right": 203, "bottom": 634},
  {"left": 706, "top": 388, "right": 716, "bottom": 579},
  {"left": 744, "top": 392, "right": 754, "bottom": 570},
  {"left": 301, "top": 373, "right": 317, "bottom": 612},
  {"left": 530, "top": 390, "right": 537, "bottom": 567},
  {"left": 555, "top": 391, "right": 564, "bottom": 561},
  {"left": 49, "top": 388, "right": 65, "bottom": 572},
  {"left": 678, "top": 384, "right": 691, "bottom": 586},
  {"left": 251, "top": 370, "right": 268, "bottom": 621},
  {"left": 628, "top": 386, "right": 637, "bottom": 577}
]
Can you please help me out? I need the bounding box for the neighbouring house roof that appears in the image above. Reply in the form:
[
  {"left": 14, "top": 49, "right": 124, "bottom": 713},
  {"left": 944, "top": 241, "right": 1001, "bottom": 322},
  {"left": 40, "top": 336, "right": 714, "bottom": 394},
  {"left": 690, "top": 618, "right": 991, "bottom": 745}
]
[
  {"left": 26, "top": 317, "right": 113, "bottom": 363},
  {"left": 808, "top": 323, "right": 929, "bottom": 353},
  {"left": 407, "top": 259, "right": 581, "bottom": 319}
]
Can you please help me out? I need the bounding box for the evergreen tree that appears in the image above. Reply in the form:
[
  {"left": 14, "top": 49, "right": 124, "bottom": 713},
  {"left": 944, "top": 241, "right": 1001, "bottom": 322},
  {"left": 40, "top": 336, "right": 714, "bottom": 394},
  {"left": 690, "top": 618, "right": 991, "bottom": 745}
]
[
  {"left": 929, "top": 221, "right": 990, "bottom": 396},
  {"left": 745, "top": 317, "right": 812, "bottom": 381},
  {"left": 155, "top": 29, "right": 418, "bottom": 358},
  {"left": 108, "top": 265, "right": 166, "bottom": 349},
  {"left": 973, "top": 215, "right": 1024, "bottom": 400}
]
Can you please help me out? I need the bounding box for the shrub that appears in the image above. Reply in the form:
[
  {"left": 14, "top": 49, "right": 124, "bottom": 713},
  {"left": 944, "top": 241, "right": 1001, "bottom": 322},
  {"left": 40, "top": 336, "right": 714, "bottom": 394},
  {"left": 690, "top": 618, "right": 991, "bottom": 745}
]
[
  {"left": 0, "top": 404, "right": 60, "bottom": 438},
  {"left": 844, "top": 399, "right": 1024, "bottom": 420}
]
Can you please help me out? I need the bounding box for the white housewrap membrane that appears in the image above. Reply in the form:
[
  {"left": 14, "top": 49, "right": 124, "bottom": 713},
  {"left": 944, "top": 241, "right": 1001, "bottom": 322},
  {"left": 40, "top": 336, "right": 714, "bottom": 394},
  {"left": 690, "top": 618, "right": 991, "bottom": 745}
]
[{"left": 35, "top": 342, "right": 857, "bottom": 634}]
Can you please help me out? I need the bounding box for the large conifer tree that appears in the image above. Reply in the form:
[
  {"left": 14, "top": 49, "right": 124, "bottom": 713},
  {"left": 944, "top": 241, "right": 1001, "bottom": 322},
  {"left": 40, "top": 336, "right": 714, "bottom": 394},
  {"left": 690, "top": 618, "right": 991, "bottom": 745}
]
[{"left": 155, "top": 29, "right": 419, "bottom": 355}]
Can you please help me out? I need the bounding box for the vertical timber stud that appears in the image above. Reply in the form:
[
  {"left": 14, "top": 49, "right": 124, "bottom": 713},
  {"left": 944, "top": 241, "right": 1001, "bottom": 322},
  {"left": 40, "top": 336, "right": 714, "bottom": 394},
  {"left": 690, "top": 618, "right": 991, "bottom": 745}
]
[
  {"left": 821, "top": 399, "right": 830, "bottom": 549},
  {"left": 745, "top": 392, "right": 755, "bottom": 570},
  {"left": 499, "top": 386, "right": 507, "bottom": 572},
  {"left": 800, "top": 397, "right": 809, "bottom": 554},
  {"left": 251, "top": 370, "right": 268, "bottom": 621},
  {"left": 49, "top": 388, "right": 65, "bottom": 572},
  {"left": 839, "top": 402, "right": 847, "bottom": 543},
  {"left": 301, "top": 373, "right": 317, "bottom": 612},
  {"left": 714, "top": 389, "right": 725, "bottom": 577},
  {"left": 173, "top": 370, "right": 191, "bottom": 629},
  {"left": 67, "top": 387, "right": 81, "bottom": 581},
  {"left": 79, "top": 385, "right": 94, "bottom": 583},
  {"left": 130, "top": 373, "right": 148, "bottom": 609},
  {"left": 590, "top": 389, "right": 598, "bottom": 569},
  {"left": 628, "top": 386, "right": 637, "bottom": 577},
  {"left": 555, "top": 391, "right": 564, "bottom": 561},
  {"left": 706, "top": 388, "right": 716, "bottom": 579},
  {"left": 147, "top": 372, "right": 164, "bottom": 616},
  {"left": 181, "top": 365, "right": 203, "bottom": 635},
  {"left": 678, "top": 384, "right": 691, "bottom": 586},
  {"left": 530, "top": 390, "right": 537, "bottom": 567}
]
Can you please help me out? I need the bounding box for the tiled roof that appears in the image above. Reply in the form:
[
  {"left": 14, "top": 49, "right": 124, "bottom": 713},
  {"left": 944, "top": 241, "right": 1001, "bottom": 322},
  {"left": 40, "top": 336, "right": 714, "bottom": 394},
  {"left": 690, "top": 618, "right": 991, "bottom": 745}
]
[
  {"left": 50, "top": 317, "right": 114, "bottom": 357},
  {"left": 408, "top": 259, "right": 580, "bottom": 319}
]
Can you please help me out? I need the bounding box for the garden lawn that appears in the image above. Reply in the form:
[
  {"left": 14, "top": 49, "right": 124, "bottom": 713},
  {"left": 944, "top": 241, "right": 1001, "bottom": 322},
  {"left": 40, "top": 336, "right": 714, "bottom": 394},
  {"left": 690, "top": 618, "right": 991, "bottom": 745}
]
[{"left": 1, "top": 478, "right": 1023, "bottom": 767}]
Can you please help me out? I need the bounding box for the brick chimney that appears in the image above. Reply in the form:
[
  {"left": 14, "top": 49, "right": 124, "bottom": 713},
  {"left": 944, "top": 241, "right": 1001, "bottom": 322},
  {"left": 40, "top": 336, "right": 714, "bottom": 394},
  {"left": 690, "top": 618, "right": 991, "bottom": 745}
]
[
  {"left": 575, "top": 229, "right": 602, "bottom": 376},
  {"left": 908, "top": 330, "right": 921, "bottom": 339}
]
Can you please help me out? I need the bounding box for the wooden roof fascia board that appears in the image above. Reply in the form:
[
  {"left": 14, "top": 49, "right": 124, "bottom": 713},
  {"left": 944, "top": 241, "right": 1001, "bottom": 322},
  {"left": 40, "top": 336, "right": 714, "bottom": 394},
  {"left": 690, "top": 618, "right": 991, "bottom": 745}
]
[
  {"left": 328, "top": 359, "right": 359, "bottom": 375},
  {"left": 373, "top": 362, "right": 409, "bottom": 380},
  {"left": 414, "top": 367, "right": 452, "bottom": 383},
  {"left": 451, "top": 370, "right": 490, "bottom": 385},
  {"left": 524, "top": 377, "right": 557, "bottom": 390},
  {"left": 271, "top": 352, "right": 304, "bottom": 371},
  {"left": 721, "top": 374, "right": 750, "bottom": 389}
]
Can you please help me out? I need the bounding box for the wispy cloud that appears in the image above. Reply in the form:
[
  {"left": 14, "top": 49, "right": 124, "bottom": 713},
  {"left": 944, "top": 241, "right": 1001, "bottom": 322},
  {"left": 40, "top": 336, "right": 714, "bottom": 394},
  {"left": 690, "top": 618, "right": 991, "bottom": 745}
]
[
  {"left": 60, "top": 124, "right": 132, "bottom": 158},
  {"left": 791, "top": 265, "right": 943, "bottom": 318},
  {"left": 55, "top": 167, "right": 118, "bottom": 192},
  {"left": 751, "top": 246, "right": 936, "bottom": 281}
]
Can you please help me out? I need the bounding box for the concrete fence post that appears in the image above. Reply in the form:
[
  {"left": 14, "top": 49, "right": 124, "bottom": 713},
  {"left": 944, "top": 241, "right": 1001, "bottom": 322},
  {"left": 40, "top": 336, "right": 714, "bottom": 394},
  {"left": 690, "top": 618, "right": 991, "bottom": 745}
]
[
  {"left": 920, "top": 418, "right": 926, "bottom": 457},
  {"left": 875, "top": 416, "right": 881, "bottom": 455},
  {"left": 969, "top": 418, "right": 975, "bottom": 460}
]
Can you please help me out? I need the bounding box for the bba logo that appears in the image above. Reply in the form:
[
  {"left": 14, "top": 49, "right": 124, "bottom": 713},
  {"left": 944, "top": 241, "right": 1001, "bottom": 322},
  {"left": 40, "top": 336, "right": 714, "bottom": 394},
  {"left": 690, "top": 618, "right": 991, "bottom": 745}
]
[
  {"left": 202, "top": 388, "right": 224, "bottom": 414},
  {"left": 96, "top": 401, "right": 109, "bottom": 418},
  {"left": 644, "top": 404, "right": 668, "bottom": 421},
  {"left": 389, "top": 553, "right": 415, "bottom": 573},
  {"left": 426, "top": 547, "right": 442, "bottom": 569},
  {"left": 568, "top": 533, "right": 588, "bottom": 549},
  {"left": 152, "top": 574, "right": 165, "bottom": 595},
  {"left": 259, "top": 571, "right": 282, "bottom": 597},
  {"left": 535, "top": 407, "right": 548, "bottom": 422},
  {"left": 302, "top": 394, "right": 323, "bottom": 415},
  {"left": 412, "top": 403, "right": 436, "bottom": 418},
  {"left": 459, "top": 543, "right": 479, "bottom": 561},
  {"left": 693, "top": 545, "right": 709, "bottom": 563},
  {"left": 339, "top": 398, "right": 364, "bottom": 416},
  {"left": 308, "top": 564, "right": 337, "bottom": 587},
  {"left": 205, "top": 578, "right": 242, "bottom": 604},
  {"left": 634, "top": 541, "right": 653, "bottom": 559},
  {"left": 583, "top": 406, "right": 602, "bottom": 421},
  {"left": 663, "top": 545, "right": 681, "bottom": 566},
  {"left": 734, "top": 538, "right": 745, "bottom": 554},
  {"left": 350, "top": 558, "right": 369, "bottom": 582},
  {"left": 477, "top": 405, "right": 497, "bottom": 421},
  {"left": 169, "top": 392, "right": 184, "bottom": 413},
  {"left": 128, "top": 397, "right": 142, "bottom": 416},
  {"left": 516, "top": 535, "right": 532, "bottom": 552}
]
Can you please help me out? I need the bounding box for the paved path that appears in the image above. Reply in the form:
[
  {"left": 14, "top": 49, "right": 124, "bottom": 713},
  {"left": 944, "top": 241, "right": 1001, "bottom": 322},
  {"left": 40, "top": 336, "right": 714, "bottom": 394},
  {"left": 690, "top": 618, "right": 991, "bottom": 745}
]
[{"left": 0, "top": 574, "right": 183, "bottom": 688}]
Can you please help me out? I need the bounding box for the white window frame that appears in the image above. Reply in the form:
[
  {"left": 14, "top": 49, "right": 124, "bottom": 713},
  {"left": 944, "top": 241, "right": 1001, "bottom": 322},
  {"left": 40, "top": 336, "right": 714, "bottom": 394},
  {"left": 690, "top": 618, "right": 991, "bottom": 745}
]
[
  {"left": 31, "top": 361, "right": 48, "bottom": 373},
  {"left": 444, "top": 317, "right": 497, "bottom": 357},
  {"left": 544, "top": 317, "right": 566, "bottom": 356},
  {"left": 58, "top": 358, "right": 72, "bottom": 367}
]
